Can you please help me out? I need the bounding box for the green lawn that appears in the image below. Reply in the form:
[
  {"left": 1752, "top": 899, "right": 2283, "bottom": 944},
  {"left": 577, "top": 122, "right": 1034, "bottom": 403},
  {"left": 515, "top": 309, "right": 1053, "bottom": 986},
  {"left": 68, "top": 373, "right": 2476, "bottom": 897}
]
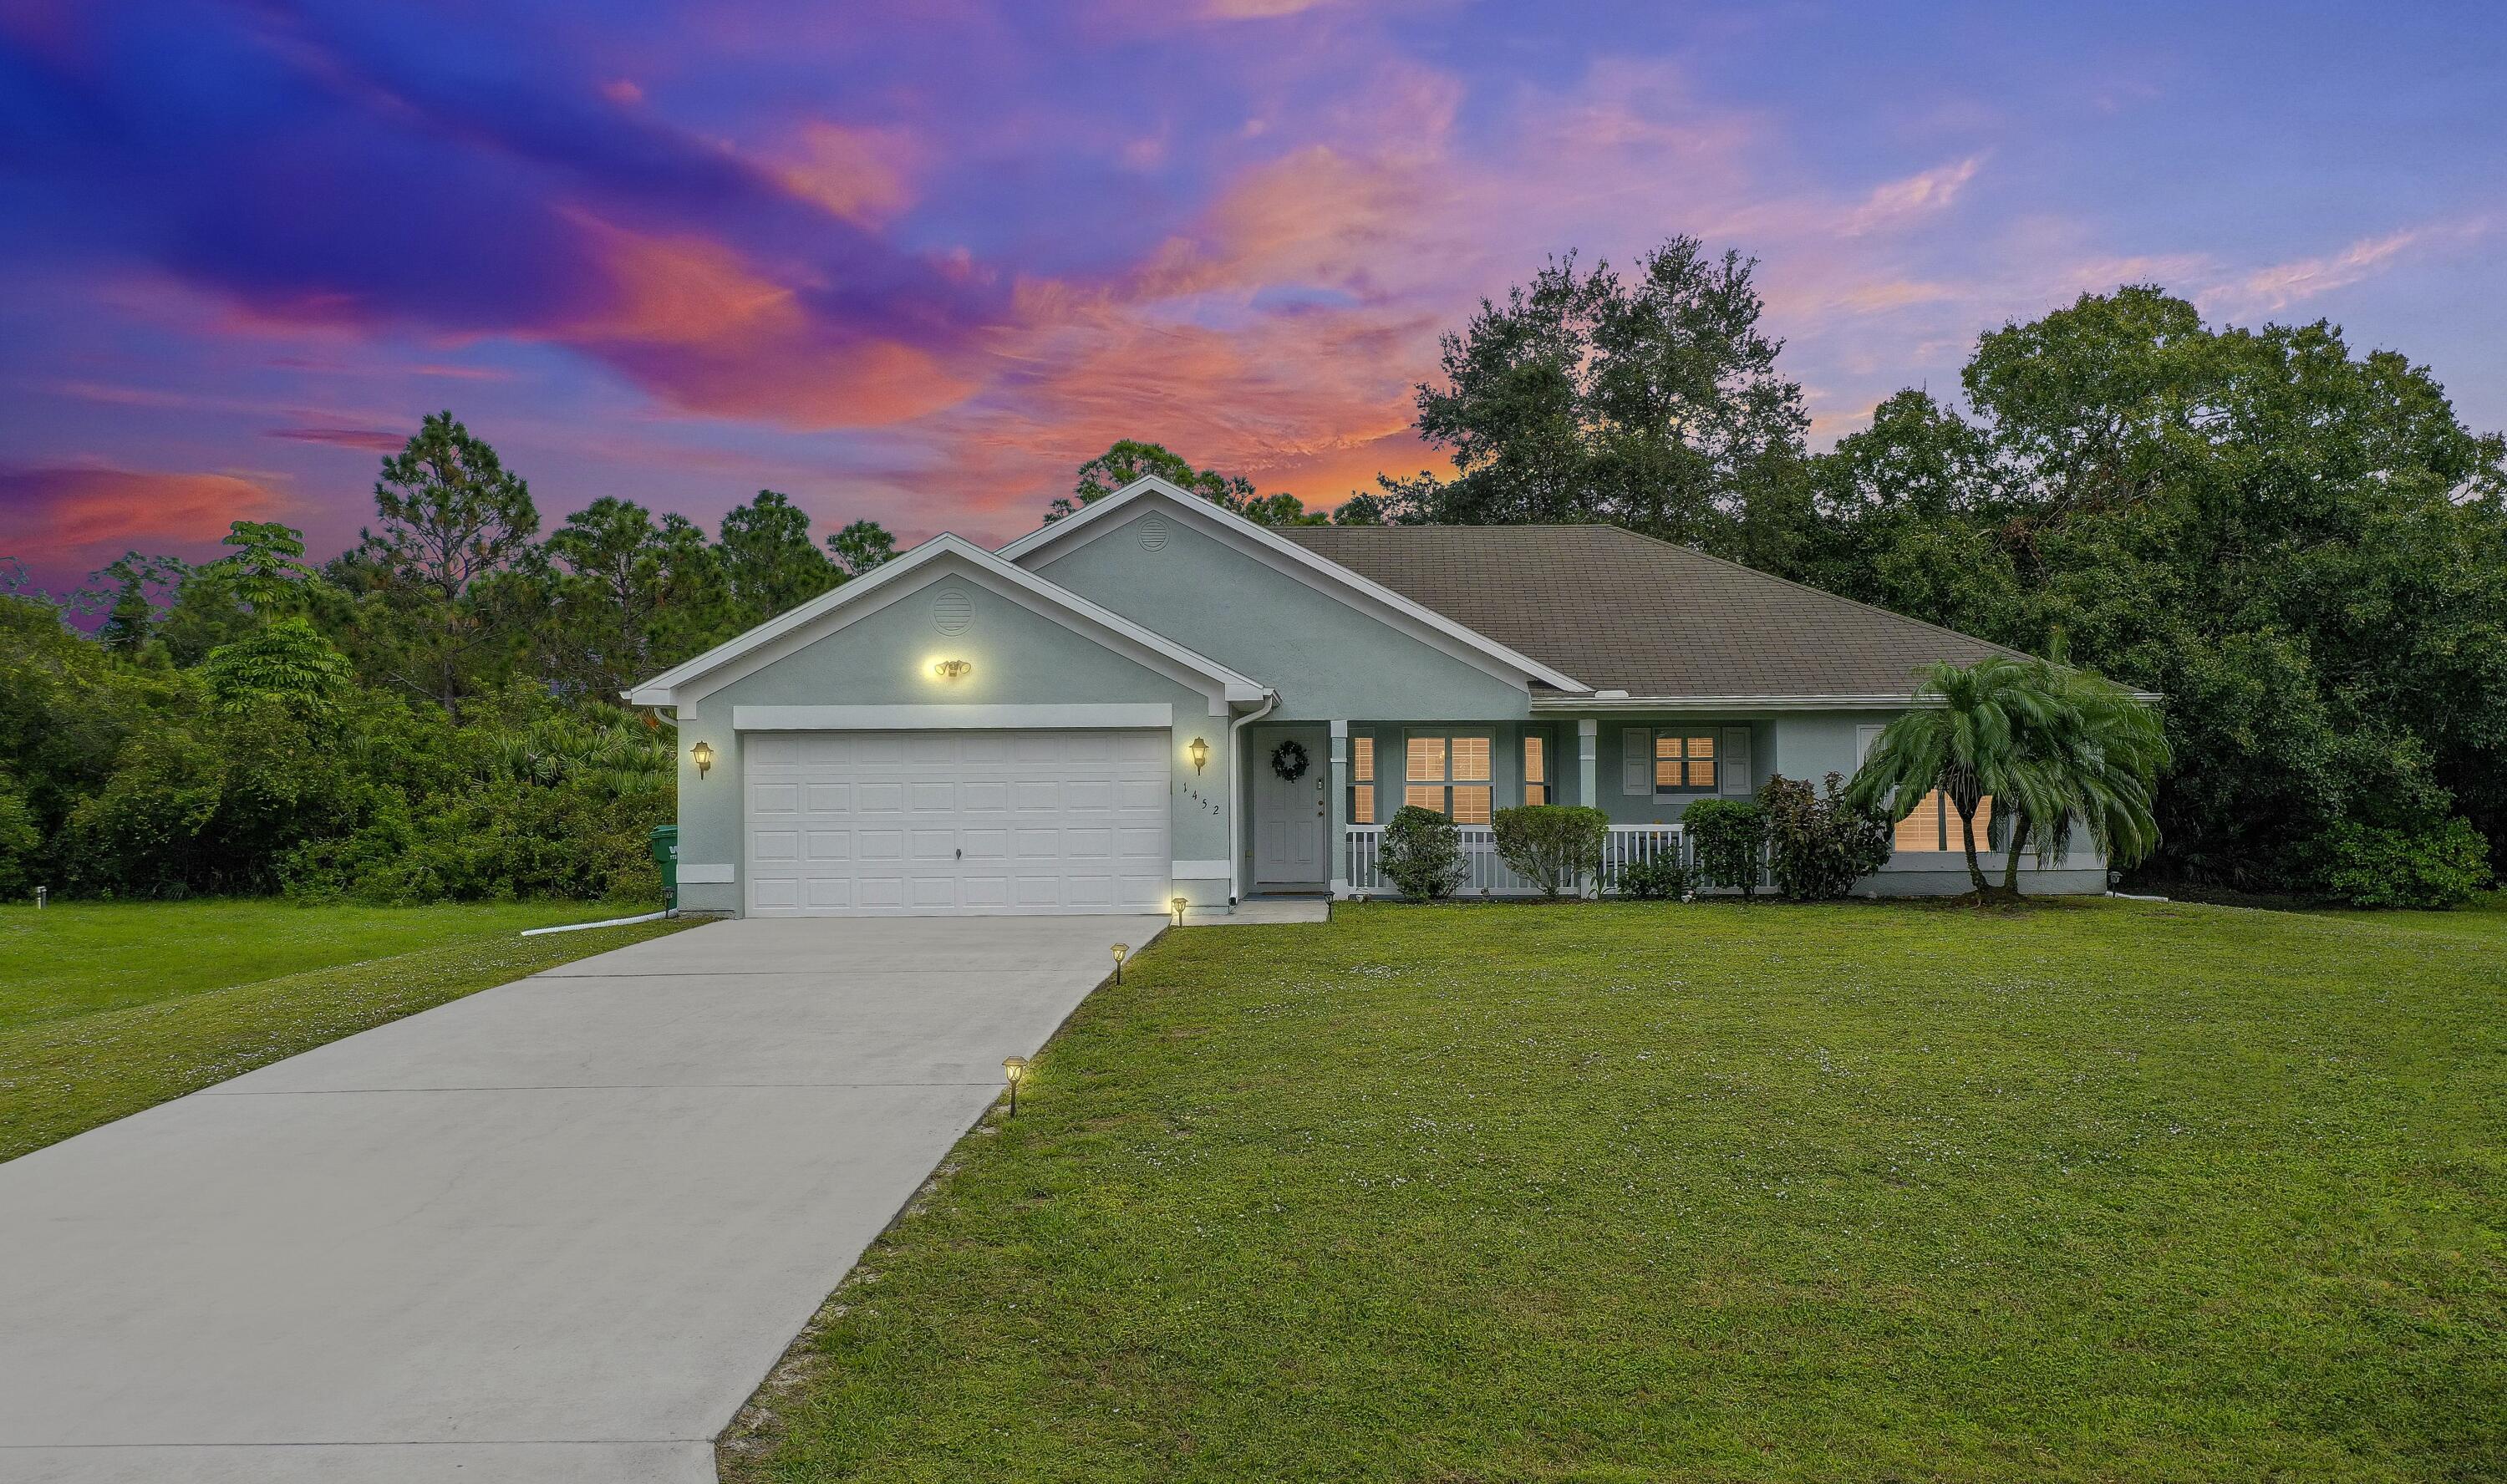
[
  {"left": 0, "top": 900, "right": 689, "bottom": 1161},
  {"left": 726, "top": 898, "right": 2506, "bottom": 1483}
]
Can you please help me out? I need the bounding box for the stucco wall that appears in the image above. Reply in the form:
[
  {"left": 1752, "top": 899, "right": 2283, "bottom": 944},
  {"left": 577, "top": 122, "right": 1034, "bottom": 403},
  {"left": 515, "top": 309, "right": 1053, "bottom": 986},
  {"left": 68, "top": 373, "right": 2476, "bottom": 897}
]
[
  {"left": 669, "top": 564, "right": 1233, "bottom": 914},
  {"left": 1033, "top": 511, "right": 1534, "bottom": 722}
]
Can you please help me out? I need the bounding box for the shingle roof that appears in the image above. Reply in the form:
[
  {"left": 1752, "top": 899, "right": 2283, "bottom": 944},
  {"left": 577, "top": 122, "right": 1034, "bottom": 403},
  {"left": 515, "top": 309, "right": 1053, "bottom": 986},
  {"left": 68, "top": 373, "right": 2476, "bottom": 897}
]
[{"left": 1274, "top": 524, "right": 2026, "bottom": 699}]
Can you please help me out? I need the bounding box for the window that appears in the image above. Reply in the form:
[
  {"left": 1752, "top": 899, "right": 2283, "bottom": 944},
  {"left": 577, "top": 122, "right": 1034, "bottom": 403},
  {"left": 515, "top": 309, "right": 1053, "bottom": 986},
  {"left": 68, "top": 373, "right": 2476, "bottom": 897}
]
[
  {"left": 1406, "top": 734, "right": 1491, "bottom": 823},
  {"left": 1654, "top": 733, "right": 1719, "bottom": 790},
  {"left": 1894, "top": 790, "right": 1995, "bottom": 852},
  {"left": 1349, "top": 734, "right": 1375, "bottom": 825},
  {"left": 1523, "top": 735, "right": 1547, "bottom": 805}
]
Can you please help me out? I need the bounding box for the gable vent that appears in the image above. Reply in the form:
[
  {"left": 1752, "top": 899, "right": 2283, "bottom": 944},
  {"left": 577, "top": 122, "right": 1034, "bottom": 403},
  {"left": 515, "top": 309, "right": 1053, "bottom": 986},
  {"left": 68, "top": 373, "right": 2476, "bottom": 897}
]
[
  {"left": 1136, "top": 512, "right": 1171, "bottom": 551},
  {"left": 930, "top": 586, "right": 974, "bottom": 634}
]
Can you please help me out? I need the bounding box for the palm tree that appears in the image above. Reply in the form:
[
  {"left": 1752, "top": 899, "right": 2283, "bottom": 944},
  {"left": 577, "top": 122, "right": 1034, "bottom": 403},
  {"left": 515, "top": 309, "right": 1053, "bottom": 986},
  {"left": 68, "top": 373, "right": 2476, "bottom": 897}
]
[
  {"left": 1995, "top": 663, "right": 2169, "bottom": 895},
  {"left": 1845, "top": 654, "right": 2057, "bottom": 897}
]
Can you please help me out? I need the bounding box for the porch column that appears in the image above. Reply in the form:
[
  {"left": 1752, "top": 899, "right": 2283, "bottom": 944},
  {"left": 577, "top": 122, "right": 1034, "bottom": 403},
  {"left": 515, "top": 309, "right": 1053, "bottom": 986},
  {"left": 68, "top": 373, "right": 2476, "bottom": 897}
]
[
  {"left": 1576, "top": 719, "right": 1599, "bottom": 807},
  {"left": 1328, "top": 719, "right": 1350, "bottom": 897}
]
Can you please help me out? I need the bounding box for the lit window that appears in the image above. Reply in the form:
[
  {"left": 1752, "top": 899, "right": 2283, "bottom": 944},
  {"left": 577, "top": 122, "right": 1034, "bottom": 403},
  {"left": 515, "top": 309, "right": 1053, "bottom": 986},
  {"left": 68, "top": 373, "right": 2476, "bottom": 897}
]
[
  {"left": 1523, "top": 735, "right": 1547, "bottom": 805},
  {"left": 1894, "top": 790, "right": 1995, "bottom": 851},
  {"left": 1350, "top": 735, "right": 1375, "bottom": 825},
  {"left": 1406, "top": 734, "right": 1492, "bottom": 823},
  {"left": 1654, "top": 733, "right": 1718, "bottom": 790}
]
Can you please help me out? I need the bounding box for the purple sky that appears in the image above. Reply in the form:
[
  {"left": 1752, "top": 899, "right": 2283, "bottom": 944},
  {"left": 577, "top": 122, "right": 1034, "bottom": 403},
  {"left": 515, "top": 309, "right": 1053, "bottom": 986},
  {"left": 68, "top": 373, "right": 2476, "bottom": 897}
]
[{"left": 3, "top": 0, "right": 2502, "bottom": 594}]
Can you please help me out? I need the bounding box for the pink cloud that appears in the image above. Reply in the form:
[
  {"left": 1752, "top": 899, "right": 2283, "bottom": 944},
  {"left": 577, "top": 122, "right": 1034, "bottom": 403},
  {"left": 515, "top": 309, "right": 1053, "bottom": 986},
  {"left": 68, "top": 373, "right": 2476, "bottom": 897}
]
[
  {"left": 0, "top": 466, "right": 291, "bottom": 557},
  {"left": 772, "top": 122, "right": 920, "bottom": 226},
  {"left": 265, "top": 427, "right": 408, "bottom": 452},
  {"left": 2201, "top": 220, "right": 2491, "bottom": 317},
  {"left": 1842, "top": 156, "right": 1983, "bottom": 236}
]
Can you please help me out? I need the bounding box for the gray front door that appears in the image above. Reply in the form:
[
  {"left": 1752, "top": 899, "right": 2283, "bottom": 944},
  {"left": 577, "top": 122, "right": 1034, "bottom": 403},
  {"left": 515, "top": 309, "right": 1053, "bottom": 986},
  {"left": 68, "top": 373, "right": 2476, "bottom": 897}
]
[{"left": 1252, "top": 726, "right": 1328, "bottom": 886}]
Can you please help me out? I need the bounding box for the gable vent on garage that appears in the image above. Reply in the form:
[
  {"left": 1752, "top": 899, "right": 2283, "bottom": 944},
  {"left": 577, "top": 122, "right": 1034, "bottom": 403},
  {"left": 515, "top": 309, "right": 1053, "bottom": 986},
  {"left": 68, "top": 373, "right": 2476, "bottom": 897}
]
[
  {"left": 931, "top": 585, "right": 974, "bottom": 634},
  {"left": 1136, "top": 512, "right": 1171, "bottom": 551}
]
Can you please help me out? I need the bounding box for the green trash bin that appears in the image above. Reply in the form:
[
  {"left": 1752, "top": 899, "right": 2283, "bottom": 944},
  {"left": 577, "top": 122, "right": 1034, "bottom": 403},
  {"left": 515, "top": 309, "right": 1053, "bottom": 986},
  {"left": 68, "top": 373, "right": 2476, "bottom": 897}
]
[{"left": 649, "top": 825, "right": 679, "bottom": 911}]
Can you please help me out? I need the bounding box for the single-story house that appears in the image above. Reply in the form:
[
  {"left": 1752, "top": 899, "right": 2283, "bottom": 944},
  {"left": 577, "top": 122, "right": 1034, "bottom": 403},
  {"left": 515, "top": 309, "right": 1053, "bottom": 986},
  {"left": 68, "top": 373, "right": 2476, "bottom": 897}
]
[{"left": 627, "top": 475, "right": 2105, "bottom": 917}]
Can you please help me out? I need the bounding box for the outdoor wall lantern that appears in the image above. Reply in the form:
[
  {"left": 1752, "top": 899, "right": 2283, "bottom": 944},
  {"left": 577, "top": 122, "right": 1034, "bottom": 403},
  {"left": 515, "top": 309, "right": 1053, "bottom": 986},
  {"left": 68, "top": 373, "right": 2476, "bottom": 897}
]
[
  {"left": 932, "top": 658, "right": 973, "bottom": 680},
  {"left": 1002, "top": 1055, "right": 1030, "bottom": 1116},
  {"left": 689, "top": 740, "right": 714, "bottom": 779},
  {"left": 1187, "top": 736, "right": 1210, "bottom": 773},
  {"left": 1111, "top": 942, "right": 1130, "bottom": 983},
  {"left": 1170, "top": 896, "right": 1189, "bottom": 927}
]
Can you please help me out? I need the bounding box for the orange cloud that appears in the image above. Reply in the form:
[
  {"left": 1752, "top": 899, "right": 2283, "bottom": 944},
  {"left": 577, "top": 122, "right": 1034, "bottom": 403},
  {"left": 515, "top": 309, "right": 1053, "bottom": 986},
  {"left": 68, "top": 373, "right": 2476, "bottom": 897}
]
[
  {"left": 562, "top": 214, "right": 978, "bottom": 428},
  {"left": 0, "top": 466, "right": 289, "bottom": 556},
  {"left": 773, "top": 122, "right": 918, "bottom": 226}
]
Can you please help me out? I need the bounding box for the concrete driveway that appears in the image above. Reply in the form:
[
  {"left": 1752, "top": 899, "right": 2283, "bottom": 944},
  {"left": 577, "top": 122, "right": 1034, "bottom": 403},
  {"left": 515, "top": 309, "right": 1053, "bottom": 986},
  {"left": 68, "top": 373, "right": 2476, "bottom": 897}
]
[{"left": 0, "top": 914, "right": 1157, "bottom": 1483}]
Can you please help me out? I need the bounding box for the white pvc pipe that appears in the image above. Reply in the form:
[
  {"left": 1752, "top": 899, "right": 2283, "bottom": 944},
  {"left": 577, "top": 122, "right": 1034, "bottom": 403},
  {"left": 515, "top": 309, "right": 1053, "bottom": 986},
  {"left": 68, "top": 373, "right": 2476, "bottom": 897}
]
[
  {"left": 1227, "top": 693, "right": 1279, "bottom": 904},
  {"left": 520, "top": 910, "right": 671, "bottom": 937}
]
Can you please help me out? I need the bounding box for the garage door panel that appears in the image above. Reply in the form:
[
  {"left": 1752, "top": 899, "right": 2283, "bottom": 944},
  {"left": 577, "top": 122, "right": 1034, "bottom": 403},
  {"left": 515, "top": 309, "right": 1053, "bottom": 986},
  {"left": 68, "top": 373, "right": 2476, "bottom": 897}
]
[{"left": 745, "top": 729, "right": 1171, "bottom": 916}]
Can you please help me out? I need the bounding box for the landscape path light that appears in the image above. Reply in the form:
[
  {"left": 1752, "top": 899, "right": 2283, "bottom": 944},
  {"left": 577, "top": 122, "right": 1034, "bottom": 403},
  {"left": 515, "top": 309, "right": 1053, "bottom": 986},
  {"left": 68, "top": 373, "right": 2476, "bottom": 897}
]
[
  {"left": 1002, "top": 1055, "right": 1030, "bottom": 1117},
  {"left": 1170, "top": 896, "right": 1189, "bottom": 927},
  {"left": 1111, "top": 942, "right": 1129, "bottom": 984}
]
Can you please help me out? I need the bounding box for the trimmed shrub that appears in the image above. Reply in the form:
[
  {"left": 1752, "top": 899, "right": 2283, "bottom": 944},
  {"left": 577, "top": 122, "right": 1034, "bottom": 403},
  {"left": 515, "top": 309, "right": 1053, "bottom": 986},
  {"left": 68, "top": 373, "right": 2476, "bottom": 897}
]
[
  {"left": 1681, "top": 796, "right": 1769, "bottom": 898},
  {"left": 1761, "top": 772, "right": 1894, "bottom": 902},
  {"left": 1614, "top": 852, "right": 1693, "bottom": 901},
  {"left": 1379, "top": 805, "right": 1465, "bottom": 902},
  {"left": 1492, "top": 804, "right": 1608, "bottom": 898},
  {"left": 2319, "top": 817, "right": 2493, "bottom": 909}
]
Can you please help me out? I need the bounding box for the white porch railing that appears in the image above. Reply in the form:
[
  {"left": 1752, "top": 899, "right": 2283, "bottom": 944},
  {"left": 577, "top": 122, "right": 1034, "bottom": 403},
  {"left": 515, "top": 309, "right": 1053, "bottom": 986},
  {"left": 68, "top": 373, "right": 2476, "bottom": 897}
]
[{"left": 1345, "top": 823, "right": 1686, "bottom": 897}]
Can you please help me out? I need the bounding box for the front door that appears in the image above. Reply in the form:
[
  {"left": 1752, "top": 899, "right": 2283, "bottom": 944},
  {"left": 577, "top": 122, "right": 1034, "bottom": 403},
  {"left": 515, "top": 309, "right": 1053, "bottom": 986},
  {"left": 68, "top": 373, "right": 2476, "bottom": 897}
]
[{"left": 1252, "top": 725, "right": 1329, "bottom": 887}]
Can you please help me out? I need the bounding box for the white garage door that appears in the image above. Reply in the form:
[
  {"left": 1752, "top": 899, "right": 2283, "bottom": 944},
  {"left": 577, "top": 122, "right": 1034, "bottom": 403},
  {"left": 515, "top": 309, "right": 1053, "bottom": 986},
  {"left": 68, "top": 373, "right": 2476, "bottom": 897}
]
[{"left": 744, "top": 730, "right": 1171, "bottom": 916}]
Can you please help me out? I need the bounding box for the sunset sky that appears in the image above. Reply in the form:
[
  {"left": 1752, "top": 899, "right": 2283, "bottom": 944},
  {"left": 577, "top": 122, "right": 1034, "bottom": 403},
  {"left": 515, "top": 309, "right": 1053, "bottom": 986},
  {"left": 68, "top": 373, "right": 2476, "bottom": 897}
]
[{"left": 3, "top": 1, "right": 2502, "bottom": 594}]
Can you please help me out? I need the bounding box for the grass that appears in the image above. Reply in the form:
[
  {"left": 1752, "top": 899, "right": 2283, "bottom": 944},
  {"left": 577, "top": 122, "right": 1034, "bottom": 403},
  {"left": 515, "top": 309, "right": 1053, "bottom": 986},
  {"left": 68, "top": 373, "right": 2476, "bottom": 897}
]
[
  {"left": 725, "top": 897, "right": 2506, "bottom": 1483},
  {"left": 0, "top": 900, "right": 689, "bottom": 1161},
  {"left": 0, "top": 898, "right": 653, "bottom": 1030}
]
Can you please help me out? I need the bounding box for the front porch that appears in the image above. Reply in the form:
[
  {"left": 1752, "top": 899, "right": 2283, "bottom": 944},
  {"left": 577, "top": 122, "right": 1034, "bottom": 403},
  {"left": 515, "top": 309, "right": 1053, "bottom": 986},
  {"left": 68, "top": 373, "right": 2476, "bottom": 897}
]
[
  {"left": 1344, "top": 821, "right": 1683, "bottom": 897},
  {"left": 1240, "top": 714, "right": 1724, "bottom": 902},
  {"left": 1238, "top": 712, "right": 2108, "bottom": 904}
]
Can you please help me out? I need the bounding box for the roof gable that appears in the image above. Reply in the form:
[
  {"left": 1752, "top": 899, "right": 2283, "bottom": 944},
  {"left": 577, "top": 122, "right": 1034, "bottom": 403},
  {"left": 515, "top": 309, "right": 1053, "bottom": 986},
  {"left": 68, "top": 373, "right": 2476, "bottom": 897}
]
[
  {"left": 625, "top": 533, "right": 1267, "bottom": 709},
  {"left": 998, "top": 478, "right": 1589, "bottom": 694},
  {"left": 1276, "top": 525, "right": 2028, "bottom": 702}
]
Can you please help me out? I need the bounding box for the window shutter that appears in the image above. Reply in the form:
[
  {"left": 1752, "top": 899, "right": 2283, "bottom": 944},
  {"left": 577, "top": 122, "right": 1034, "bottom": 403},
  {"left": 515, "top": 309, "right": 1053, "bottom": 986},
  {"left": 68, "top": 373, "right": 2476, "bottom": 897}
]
[
  {"left": 1621, "top": 728, "right": 1651, "bottom": 795},
  {"left": 1719, "top": 726, "right": 1752, "bottom": 795},
  {"left": 1854, "top": 724, "right": 1884, "bottom": 767}
]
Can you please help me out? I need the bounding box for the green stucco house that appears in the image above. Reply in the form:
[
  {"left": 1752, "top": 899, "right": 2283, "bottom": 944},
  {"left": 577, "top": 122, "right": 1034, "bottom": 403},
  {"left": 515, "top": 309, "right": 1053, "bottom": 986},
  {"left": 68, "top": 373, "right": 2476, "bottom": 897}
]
[{"left": 628, "top": 475, "right": 2100, "bottom": 916}]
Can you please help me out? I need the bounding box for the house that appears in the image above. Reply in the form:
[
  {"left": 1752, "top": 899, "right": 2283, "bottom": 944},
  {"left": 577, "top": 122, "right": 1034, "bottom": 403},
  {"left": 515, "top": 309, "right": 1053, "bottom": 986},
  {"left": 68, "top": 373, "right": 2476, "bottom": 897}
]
[{"left": 626, "top": 476, "right": 2104, "bottom": 916}]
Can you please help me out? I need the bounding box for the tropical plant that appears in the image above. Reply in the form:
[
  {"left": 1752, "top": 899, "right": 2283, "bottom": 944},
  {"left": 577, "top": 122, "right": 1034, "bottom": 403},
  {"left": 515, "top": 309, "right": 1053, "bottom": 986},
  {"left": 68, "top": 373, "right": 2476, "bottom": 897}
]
[
  {"left": 1844, "top": 655, "right": 2059, "bottom": 897},
  {"left": 1759, "top": 773, "right": 1894, "bottom": 902},
  {"left": 199, "top": 618, "right": 356, "bottom": 719},
  {"left": 1379, "top": 805, "right": 1465, "bottom": 902},
  {"left": 1681, "top": 797, "right": 1769, "bottom": 898},
  {"left": 1992, "top": 661, "right": 2170, "bottom": 894},
  {"left": 1491, "top": 804, "right": 1607, "bottom": 899}
]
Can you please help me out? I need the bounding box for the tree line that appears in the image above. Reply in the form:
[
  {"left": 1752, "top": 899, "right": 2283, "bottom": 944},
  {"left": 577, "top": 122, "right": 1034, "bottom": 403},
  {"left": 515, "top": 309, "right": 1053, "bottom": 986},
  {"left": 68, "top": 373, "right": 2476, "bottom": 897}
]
[
  {"left": 0, "top": 413, "right": 901, "bottom": 903},
  {"left": 5, "top": 235, "right": 2500, "bottom": 907}
]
